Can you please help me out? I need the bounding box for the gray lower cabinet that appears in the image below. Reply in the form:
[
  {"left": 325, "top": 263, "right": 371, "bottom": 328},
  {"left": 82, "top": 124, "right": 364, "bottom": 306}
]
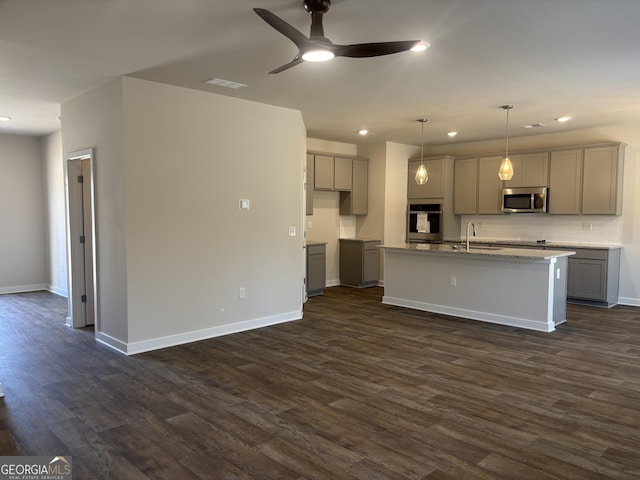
[
  {"left": 306, "top": 242, "right": 326, "bottom": 297},
  {"left": 339, "top": 238, "right": 380, "bottom": 287},
  {"left": 566, "top": 247, "right": 620, "bottom": 307}
]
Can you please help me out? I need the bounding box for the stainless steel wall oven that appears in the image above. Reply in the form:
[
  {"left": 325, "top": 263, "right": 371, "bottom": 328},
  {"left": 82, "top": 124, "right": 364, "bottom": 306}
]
[{"left": 407, "top": 202, "right": 443, "bottom": 243}]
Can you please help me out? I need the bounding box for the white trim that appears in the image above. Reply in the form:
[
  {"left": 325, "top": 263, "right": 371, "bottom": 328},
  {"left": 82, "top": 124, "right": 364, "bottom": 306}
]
[
  {"left": 0, "top": 284, "right": 46, "bottom": 294},
  {"left": 0, "top": 382, "right": 3, "bottom": 398},
  {"left": 95, "top": 332, "right": 129, "bottom": 354},
  {"left": 618, "top": 296, "right": 640, "bottom": 307},
  {"left": 97, "top": 310, "right": 303, "bottom": 356},
  {"left": 382, "top": 296, "right": 556, "bottom": 332},
  {"left": 326, "top": 279, "right": 341, "bottom": 287},
  {"left": 47, "top": 285, "right": 68, "bottom": 298}
]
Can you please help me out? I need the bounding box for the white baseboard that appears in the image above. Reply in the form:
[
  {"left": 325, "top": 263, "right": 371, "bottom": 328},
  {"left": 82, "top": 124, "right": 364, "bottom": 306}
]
[
  {"left": 96, "top": 310, "right": 303, "bottom": 356},
  {"left": 326, "top": 279, "right": 341, "bottom": 287},
  {"left": 0, "top": 284, "right": 46, "bottom": 294},
  {"left": 0, "top": 382, "right": 4, "bottom": 398},
  {"left": 382, "top": 296, "right": 556, "bottom": 333},
  {"left": 46, "top": 285, "right": 68, "bottom": 298},
  {"left": 617, "top": 296, "right": 640, "bottom": 307}
]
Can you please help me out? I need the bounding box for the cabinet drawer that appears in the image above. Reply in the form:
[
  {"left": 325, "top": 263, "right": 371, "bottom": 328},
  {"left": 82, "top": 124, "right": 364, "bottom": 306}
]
[
  {"left": 572, "top": 248, "right": 607, "bottom": 260},
  {"left": 307, "top": 244, "right": 326, "bottom": 255}
]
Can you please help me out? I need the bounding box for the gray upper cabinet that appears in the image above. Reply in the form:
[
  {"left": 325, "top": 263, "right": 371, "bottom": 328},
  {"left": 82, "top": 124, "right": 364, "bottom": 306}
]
[
  {"left": 504, "top": 152, "right": 549, "bottom": 188},
  {"left": 477, "top": 156, "right": 503, "bottom": 214},
  {"left": 314, "top": 154, "right": 335, "bottom": 190},
  {"left": 309, "top": 152, "right": 369, "bottom": 216},
  {"left": 453, "top": 158, "right": 478, "bottom": 214},
  {"left": 306, "top": 154, "right": 314, "bottom": 215},
  {"left": 334, "top": 157, "right": 353, "bottom": 191},
  {"left": 582, "top": 144, "right": 624, "bottom": 215},
  {"left": 340, "top": 158, "right": 368, "bottom": 216},
  {"left": 313, "top": 154, "right": 354, "bottom": 192},
  {"left": 549, "top": 149, "right": 582, "bottom": 214},
  {"left": 549, "top": 143, "right": 624, "bottom": 215},
  {"left": 408, "top": 158, "right": 445, "bottom": 199}
]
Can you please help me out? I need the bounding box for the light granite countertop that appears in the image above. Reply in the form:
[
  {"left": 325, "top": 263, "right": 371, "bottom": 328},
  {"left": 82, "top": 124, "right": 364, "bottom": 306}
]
[
  {"left": 379, "top": 243, "right": 575, "bottom": 260},
  {"left": 445, "top": 239, "right": 622, "bottom": 250}
]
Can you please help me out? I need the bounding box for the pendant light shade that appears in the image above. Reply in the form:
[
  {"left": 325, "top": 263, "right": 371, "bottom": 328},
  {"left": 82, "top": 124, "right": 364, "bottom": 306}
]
[
  {"left": 415, "top": 118, "right": 429, "bottom": 185},
  {"left": 498, "top": 105, "right": 514, "bottom": 181}
]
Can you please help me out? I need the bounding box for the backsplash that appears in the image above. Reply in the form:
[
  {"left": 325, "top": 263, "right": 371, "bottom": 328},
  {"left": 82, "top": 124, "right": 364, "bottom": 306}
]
[{"left": 460, "top": 214, "right": 623, "bottom": 245}]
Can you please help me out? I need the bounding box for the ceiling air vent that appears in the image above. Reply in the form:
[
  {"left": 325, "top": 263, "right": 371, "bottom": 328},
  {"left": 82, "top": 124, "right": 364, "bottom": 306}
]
[{"left": 204, "top": 77, "right": 247, "bottom": 89}]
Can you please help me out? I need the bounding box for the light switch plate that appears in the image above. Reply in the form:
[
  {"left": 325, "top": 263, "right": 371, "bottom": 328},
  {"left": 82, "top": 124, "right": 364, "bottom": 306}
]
[
  {"left": 239, "top": 199, "right": 250, "bottom": 210},
  {"left": 289, "top": 226, "right": 296, "bottom": 237}
]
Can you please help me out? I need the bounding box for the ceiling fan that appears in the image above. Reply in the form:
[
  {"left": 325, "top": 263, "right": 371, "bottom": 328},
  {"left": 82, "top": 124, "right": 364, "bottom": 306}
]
[{"left": 254, "top": 0, "right": 425, "bottom": 74}]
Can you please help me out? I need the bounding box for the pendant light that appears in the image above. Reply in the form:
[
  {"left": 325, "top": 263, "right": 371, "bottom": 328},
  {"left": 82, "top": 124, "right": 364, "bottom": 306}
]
[
  {"left": 498, "top": 105, "right": 514, "bottom": 181},
  {"left": 415, "top": 118, "right": 429, "bottom": 185}
]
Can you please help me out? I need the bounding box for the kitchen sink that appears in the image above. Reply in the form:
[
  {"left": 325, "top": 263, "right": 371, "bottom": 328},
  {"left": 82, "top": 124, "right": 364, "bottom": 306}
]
[{"left": 449, "top": 245, "right": 503, "bottom": 251}]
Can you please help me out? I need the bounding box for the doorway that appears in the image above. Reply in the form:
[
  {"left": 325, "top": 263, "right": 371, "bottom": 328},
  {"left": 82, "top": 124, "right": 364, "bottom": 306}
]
[{"left": 65, "top": 148, "right": 96, "bottom": 329}]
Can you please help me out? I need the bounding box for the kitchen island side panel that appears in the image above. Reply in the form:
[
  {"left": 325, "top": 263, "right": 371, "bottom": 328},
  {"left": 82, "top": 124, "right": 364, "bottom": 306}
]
[{"left": 382, "top": 249, "right": 567, "bottom": 332}]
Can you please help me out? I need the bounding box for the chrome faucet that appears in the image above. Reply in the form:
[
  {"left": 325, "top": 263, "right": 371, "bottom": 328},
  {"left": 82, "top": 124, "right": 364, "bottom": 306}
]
[{"left": 466, "top": 222, "right": 477, "bottom": 252}]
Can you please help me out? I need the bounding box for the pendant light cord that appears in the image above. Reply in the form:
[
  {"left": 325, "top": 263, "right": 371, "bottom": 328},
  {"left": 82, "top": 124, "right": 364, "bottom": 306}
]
[
  {"left": 505, "top": 106, "right": 509, "bottom": 158},
  {"left": 420, "top": 120, "right": 425, "bottom": 165}
]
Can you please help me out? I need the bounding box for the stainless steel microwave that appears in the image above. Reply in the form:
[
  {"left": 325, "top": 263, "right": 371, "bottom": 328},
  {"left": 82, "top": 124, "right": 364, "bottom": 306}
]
[{"left": 502, "top": 187, "right": 548, "bottom": 213}]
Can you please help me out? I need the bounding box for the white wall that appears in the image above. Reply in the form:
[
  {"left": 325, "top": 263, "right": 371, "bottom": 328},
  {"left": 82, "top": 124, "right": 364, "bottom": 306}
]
[
  {"left": 41, "top": 131, "right": 67, "bottom": 297},
  {"left": 0, "top": 134, "right": 46, "bottom": 293},
  {"left": 121, "top": 77, "right": 305, "bottom": 351},
  {"left": 61, "top": 78, "right": 129, "bottom": 344},
  {"left": 306, "top": 138, "right": 357, "bottom": 286}
]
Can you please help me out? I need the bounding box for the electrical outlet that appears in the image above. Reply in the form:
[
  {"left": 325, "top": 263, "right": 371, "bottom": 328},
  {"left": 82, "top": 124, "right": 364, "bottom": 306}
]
[
  {"left": 449, "top": 276, "right": 457, "bottom": 287},
  {"left": 582, "top": 222, "right": 592, "bottom": 231},
  {"left": 289, "top": 226, "right": 296, "bottom": 236},
  {"left": 556, "top": 268, "right": 561, "bottom": 280},
  {"left": 239, "top": 287, "right": 246, "bottom": 299}
]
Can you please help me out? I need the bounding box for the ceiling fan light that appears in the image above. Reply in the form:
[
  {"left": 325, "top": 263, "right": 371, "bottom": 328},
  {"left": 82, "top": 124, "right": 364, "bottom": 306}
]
[
  {"left": 302, "top": 49, "right": 335, "bottom": 62},
  {"left": 410, "top": 42, "right": 429, "bottom": 52}
]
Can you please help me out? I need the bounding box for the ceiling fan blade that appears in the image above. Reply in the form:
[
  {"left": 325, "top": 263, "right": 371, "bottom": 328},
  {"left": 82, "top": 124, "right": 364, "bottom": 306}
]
[
  {"left": 268, "top": 56, "right": 304, "bottom": 74},
  {"left": 254, "top": 8, "right": 310, "bottom": 50},
  {"left": 334, "top": 40, "right": 421, "bottom": 58}
]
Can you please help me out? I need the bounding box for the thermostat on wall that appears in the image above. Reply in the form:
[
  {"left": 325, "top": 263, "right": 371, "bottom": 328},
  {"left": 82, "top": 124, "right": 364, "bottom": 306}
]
[{"left": 239, "top": 199, "right": 250, "bottom": 210}]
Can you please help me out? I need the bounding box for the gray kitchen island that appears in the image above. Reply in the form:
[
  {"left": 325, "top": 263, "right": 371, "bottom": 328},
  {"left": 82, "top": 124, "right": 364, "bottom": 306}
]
[{"left": 380, "top": 243, "right": 575, "bottom": 332}]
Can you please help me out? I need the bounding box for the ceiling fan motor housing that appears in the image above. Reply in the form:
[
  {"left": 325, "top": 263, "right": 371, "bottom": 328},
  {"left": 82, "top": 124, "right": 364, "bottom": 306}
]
[{"left": 303, "top": 0, "right": 331, "bottom": 15}]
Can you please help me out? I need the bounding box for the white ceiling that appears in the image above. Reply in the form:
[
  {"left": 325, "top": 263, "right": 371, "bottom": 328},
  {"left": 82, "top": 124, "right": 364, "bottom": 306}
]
[{"left": 1, "top": 0, "right": 639, "bottom": 147}]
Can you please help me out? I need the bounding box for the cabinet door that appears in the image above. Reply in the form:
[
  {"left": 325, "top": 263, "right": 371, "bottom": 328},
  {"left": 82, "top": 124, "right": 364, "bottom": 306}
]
[
  {"left": 306, "top": 154, "right": 314, "bottom": 215},
  {"left": 504, "top": 153, "right": 549, "bottom": 188},
  {"left": 454, "top": 158, "right": 478, "bottom": 214},
  {"left": 582, "top": 145, "right": 620, "bottom": 215},
  {"left": 408, "top": 158, "right": 445, "bottom": 199},
  {"left": 363, "top": 246, "right": 379, "bottom": 284},
  {"left": 351, "top": 159, "right": 368, "bottom": 215},
  {"left": 314, "top": 155, "right": 334, "bottom": 190},
  {"left": 334, "top": 156, "right": 353, "bottom": 191},
  {"left": 549, "top": 149, "right": 582, "bottom": 214},
  {"left": 477, "top": 156, "right": 503, "bottom": 214},
  {"left": 569, "top": 258, "right": 607, "bottom": 301}
]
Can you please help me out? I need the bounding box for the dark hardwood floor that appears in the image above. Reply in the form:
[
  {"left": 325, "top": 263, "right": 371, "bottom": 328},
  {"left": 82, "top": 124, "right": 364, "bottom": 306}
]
[{"left": 1, "top": 287, "right": 639, "bottom": 479}]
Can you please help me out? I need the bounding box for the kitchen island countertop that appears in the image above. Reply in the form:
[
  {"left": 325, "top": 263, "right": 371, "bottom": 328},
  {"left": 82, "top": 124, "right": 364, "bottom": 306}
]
[{"left": 379, "top": 242, "right": 574, "bottom": 261}]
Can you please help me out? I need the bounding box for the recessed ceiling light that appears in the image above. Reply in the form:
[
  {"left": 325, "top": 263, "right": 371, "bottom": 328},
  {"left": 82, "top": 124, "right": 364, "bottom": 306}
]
[
  {"left": 0, "top": 116, "right": 11, "bottom": 122},
  {"left": 555, "top": 116, "right": 571, "bottom": 122},
  {"left": 204, "top": 77, "right": 247, "bottom": 89},
  {"left": 447, "top": 131, "right": 458, "bottom": 138},
  {"left": 410, "top": 42, "right": 430, "bottom": 52},
  {"left": 358, "top": 129, "right": 369, "bottom": 136}
]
